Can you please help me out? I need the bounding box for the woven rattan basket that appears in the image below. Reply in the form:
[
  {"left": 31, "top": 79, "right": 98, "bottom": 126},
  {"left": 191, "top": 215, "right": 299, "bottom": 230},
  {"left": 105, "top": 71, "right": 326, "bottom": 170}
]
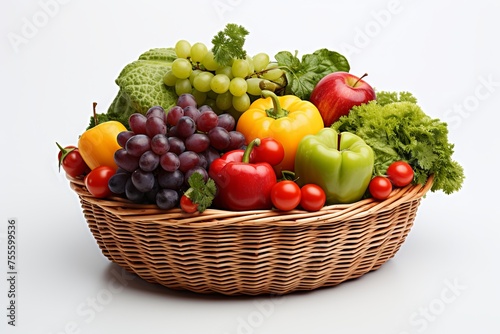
[{"left": 68, "top": 175, "right": 433, "bottom": 295}]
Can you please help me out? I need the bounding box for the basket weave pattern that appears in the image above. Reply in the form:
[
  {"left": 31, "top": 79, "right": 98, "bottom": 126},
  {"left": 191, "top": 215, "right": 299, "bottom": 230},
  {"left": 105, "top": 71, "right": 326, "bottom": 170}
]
[{"left": 69, "top": 176, "right": 432, "bottom": 295}]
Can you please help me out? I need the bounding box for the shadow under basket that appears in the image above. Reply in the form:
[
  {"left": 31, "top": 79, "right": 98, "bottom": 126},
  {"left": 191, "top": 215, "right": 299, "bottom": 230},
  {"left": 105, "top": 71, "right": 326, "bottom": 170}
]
[{"left": 68, "top": 175, "right": 433, "bottom": 296}]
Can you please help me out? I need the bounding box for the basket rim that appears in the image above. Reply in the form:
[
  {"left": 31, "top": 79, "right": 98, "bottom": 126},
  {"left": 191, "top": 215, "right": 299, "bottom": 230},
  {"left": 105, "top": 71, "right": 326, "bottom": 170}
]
[{"left": 68, "top": 174, "right": 433, "bottom": 227}]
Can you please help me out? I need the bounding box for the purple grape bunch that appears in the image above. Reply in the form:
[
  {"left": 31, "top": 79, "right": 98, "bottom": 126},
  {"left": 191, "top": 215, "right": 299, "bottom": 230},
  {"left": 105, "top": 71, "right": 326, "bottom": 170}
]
[{"left": 108, "top": 93, "right": 245, "bottom": 209}]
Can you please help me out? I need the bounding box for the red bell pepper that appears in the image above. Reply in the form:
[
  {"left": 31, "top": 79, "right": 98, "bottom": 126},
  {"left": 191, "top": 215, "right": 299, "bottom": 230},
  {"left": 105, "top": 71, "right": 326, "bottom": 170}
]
[{"left": 209, "top": 138, "right": 278, "bottom": 211}]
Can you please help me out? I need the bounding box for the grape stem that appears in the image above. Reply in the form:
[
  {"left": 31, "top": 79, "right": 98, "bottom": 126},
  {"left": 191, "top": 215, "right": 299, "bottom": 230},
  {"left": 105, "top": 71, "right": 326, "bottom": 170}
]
[
  {"left": 248, "top": 67, "right": 276, "bottom": 77},
  {"left": 262, "top": 90, "right": 289, "bottom": 119},
  {"left": 248, "top": 67, "right": 286, "bottom": 90}
]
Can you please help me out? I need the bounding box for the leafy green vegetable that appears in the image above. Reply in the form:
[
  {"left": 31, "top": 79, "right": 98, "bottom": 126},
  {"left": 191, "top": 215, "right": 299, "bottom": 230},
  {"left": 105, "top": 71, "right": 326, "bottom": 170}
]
[
  {"left": 186, "top": 173, "right": 217, "bottom": 213},
  {"left": 88, "top": 48, "right": 178, "bottom": 129},
  {"left": 211, "top": 23, "right": 249, "bottom": 67},
  {"left": 332, "top": 91, "right": 464, "bottom": 194},
  {"left": 275, "top": 48, "right": 350, "bottom": 100},
  {"left": 375, "top": 91, "right": 417, "bottom": 106},
  {"left": 115, "top": 48, "right": 177, "bottom": 114}
]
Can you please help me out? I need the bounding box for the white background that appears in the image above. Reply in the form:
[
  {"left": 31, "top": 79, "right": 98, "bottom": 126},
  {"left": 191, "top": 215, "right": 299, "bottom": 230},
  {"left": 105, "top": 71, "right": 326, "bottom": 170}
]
[{"left": 1, "top": 0, "right": 499, "bottom": 333}]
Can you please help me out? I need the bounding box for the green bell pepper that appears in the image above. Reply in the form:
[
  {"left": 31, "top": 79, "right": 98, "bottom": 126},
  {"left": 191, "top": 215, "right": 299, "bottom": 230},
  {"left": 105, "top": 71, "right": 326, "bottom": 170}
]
[{"left": 294, "top": 128, "right": 374, "bottom": 204}]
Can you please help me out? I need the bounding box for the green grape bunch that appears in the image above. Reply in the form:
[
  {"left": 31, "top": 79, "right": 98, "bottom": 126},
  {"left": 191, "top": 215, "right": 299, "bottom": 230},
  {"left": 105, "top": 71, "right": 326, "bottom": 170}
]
[{"left": 163, "top": 25, "right": 287, "bottom": 116}]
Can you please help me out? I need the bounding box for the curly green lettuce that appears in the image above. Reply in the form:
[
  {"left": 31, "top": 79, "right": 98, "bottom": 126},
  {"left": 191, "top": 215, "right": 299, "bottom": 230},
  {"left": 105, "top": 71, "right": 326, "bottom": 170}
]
[{"left": 332, "top": 91, "right": 464, "bottom": 194}]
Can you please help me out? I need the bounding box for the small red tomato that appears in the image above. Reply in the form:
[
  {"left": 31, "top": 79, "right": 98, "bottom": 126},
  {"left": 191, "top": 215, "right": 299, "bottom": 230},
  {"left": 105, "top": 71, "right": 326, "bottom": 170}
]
[
  {"left": 369, "top": 176, "right": 393, "bottom": 200},
  {"left": 387, "top": 161, "right": 414, "bottom": 187},
  {"left": 250, "top": 137, "right": 285, "bottom": 166},
  {"left": 85, "top": 166, "right": 115, "bottom": 198},
  {"left": 56, "top": 143, "right": 90, "bottom": 178},
  {"left": 180, "top": 195, "right": 198, "bottom": 213},
  {"left": 271, "top": 180, "right": 301, "bottom": 211},
  {"left": 300, "top": 184, "right": 326, "bottom": 211}
]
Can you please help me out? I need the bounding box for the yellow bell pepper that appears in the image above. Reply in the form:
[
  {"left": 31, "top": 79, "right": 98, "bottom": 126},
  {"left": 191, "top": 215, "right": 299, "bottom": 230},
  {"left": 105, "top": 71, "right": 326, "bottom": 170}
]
[
  {"left": 236, "top": 90, "right": 324, "bottom": 174},
  {"left": 78, "top": 121, "right": 126, "bottom": 171}
]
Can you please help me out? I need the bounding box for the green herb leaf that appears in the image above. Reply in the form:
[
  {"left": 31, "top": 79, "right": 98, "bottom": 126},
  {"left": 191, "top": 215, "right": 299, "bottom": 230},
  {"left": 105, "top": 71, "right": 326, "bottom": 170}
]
[
  {"left": 275, "top": 48, "right": 350, "bottom": 100},
  {"left": 211, "top": 23, "right": 249, "bottom": 67},
  {"left": 186, "top": 173, "right": 217, "bottom": 213},
  {"left": 332, "top": 91, "right": 465, "bottom": 194}
]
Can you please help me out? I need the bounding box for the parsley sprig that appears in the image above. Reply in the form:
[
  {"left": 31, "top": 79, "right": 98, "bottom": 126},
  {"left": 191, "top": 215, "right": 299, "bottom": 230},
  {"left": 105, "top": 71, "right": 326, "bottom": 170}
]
[
  {"left": 185, "top": 172, "right": 217, "bottom": 213},
  {"left": 211, "top": 23, "right": 249, "bottom": 67}
]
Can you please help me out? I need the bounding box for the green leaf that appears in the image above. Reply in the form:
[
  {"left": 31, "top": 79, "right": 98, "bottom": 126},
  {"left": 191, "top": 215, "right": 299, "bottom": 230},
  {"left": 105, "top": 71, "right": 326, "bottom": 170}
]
[
  {"left": 311, "top": 48, "right": 351, "bottom": 74},
  {"left": 187, "top": 173, "right": 217, "bottom": 213},
  {"left": 275, "top": 48, "right": 350, "bottom": 100},
  {"left": 211, "top": 23, "right": 249, "bottom": 67}
]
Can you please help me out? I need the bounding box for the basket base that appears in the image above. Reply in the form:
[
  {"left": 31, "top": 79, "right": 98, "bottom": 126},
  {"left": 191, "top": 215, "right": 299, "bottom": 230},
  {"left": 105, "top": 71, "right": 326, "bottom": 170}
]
[
  {"left": 71, "top": 175, "right": 432, "bottom": 296},
  {"left": 83, "top": 200, "right": 419, "bottom": 295}
]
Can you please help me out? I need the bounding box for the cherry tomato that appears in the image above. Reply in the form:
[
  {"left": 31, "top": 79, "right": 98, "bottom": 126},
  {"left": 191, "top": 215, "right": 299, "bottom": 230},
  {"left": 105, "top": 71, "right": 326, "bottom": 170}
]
[
  {"left": 271, "top": 180, "right": 301, "bottom": 211},
  {"left": 180, "top": 195, "right": 198, "bottom": 213},
  {"left": 85, "top": 166, "right": 115, "bottom": 198},
  {"left": 300, "top": 184, "right": 326, "bottom": 211},
  {"left": 250, "top": 137, "right": 285, "bottom": 166},
  {"left": 56, "top": 143, "right": 89, "bottom": 178},
  {"left": 369, "top": 176, "right": 393, "bottom": 200},
  {"left": 387, "top": 161, "right": 414, "bottom": 187}
]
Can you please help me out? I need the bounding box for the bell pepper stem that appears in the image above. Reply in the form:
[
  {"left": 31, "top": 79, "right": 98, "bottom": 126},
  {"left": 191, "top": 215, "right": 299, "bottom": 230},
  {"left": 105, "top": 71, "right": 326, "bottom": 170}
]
[
  {"left": 93, "top": 102, "right": 99, "bottom": 126},
  {"left": 262, "top": 90, "right": 288, "bottom": 119},
  {"left": 242, "top": 138, "right": 261, "bottom": 163}
]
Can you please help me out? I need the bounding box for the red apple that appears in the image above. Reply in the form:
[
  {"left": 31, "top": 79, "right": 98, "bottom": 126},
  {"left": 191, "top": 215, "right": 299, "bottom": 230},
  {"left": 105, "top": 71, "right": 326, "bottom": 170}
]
[{"left": 309, "top": 72, "right": 376, "bottom": 126}]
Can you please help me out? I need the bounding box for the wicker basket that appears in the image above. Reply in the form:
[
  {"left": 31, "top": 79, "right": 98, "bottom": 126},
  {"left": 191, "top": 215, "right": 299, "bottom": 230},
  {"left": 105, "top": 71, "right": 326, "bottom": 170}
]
[{"left": 68, "top": 175, "right": 433, "bottom": 295}]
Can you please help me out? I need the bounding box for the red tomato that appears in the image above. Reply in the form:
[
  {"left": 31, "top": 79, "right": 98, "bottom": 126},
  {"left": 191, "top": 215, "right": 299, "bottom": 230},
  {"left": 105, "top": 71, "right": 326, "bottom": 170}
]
[
  {"left": 57, "top": 143, "right": 89, "bottom": 178},
  {"left": 369, "top": 176, "right": 393, "bottom": 200},
  {"left": 271, "top": 180, "right": 301, "bottom": 211},
  {"left": 180, "top": 195, "right": 198, "bottom": 213},
  {"left": 250, "top": 138, "right": 285, "bottom": 166},
  {"left": 85, "top": 166, "right": 115, "bottom": 198},
  {"left": 387, "top": 161, "right": 414, "bottom": 187},
  {"left": 300, "top": 184, "right": 326, "bottom": 211}
]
